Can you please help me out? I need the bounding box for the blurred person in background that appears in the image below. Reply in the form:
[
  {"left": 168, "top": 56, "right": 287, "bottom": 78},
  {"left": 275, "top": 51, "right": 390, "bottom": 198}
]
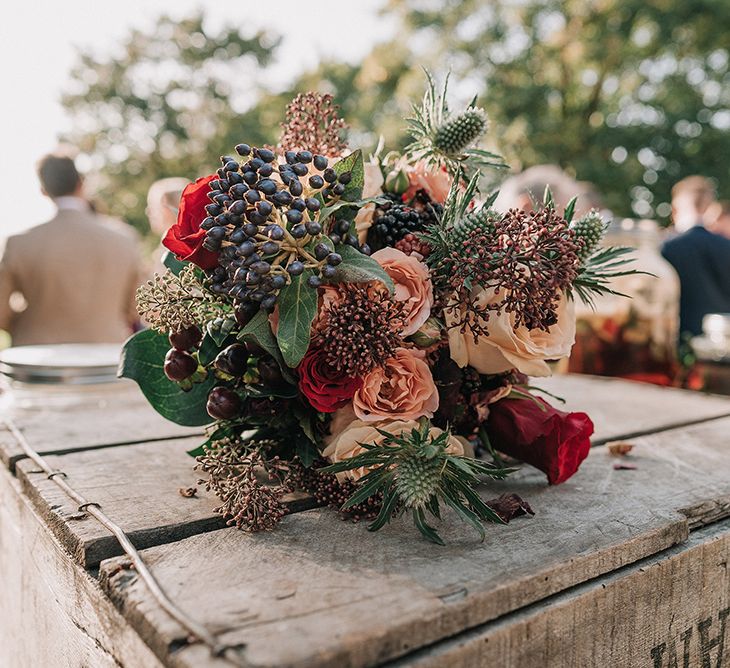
[
  {"left": 705, "top": 200, "right": 730, "bottom": 240},
  {"left": 661, "top": 176, "right": 730, "bottom": 339},
  {"left": 146, "top": 176, "right": 188, "bottom": 272},
  {"left": 0, "top": 152, "right": 145, "bottom": 346},
  {"left": 495, "top": 165, "right": 602, "bottom": 217}
]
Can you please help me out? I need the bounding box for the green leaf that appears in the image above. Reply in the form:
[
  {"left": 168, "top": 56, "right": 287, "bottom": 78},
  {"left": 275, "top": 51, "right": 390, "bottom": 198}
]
[
  {"left": 237, "top": 311, "right": 295, "bottom": 384},
  {"left": 563, "top": 196, "right": 577, "bottom": 224},
  {"left": 163, "top": 251, "right": 188, "bottom": 276},
  {"left": 330, "top": 244, "right": 395, "bottom": 294},
  {"left": 207, "top": 316, "right": 237, "bottom": 346},
  {"left": 118, "top": 329, "right": 215, "bottom": 427},
  {"left": 295, "top": 437, "right": 319, "bottom": 468},
  {"left": 276, "top": 270, "right": 318, "bottom": 368},
  {"left": 197, "top": 332, "right": 223, "bottom": 367},
  {"left": 186, "top": 424, "right": 234, "bottom": 457},
  {"left": 318, "top": 196, "right": 388, "bottom": 227},
  {"left": 332, "top": 149, "right": 365, "bottom": 202}
]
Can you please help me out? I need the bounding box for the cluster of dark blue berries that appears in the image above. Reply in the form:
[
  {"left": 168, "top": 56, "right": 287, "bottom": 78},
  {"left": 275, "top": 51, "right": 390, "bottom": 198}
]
[{"left": 201, "top": 145, "right": 358, "bottom": 321}]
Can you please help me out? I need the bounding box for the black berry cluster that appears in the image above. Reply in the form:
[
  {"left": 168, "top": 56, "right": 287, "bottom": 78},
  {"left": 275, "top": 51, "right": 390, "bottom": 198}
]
[
  {"left": 201, "top": 146, "right": 353, "bottom": 319},
  {"left": 367, "top": 190, "right": 443, "bottom": 251}
]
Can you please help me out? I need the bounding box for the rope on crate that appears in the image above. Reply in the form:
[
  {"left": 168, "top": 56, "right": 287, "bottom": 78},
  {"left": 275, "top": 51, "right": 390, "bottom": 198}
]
[{"left": 4, "top": 418, "right": 245, "bottom": 666}]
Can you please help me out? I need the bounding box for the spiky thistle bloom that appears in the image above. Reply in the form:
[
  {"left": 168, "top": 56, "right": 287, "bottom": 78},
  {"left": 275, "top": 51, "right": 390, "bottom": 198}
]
[
  {"left": 279, "top": 92, "right": 348, "bottom": 156},
  {"left": 571, "top": 209, "right": 607, "bottom": 263},
  {"left": 433, "top": 107, "right": 488, "bottom": 156},
  {"left": 320, "top": 421, "right": 511, "bottom": 545},
  {"left": 317, "top": 285, "right": 405, "bottom": 377},
  {"left": 448, "top": 206, "right": 500, "bottom": 248},
  {"left": 195, "top": 437, "right": 286, "bottom": 532},
  {"left": 404, "top": 71, "right": 503, "bottom": 176}
]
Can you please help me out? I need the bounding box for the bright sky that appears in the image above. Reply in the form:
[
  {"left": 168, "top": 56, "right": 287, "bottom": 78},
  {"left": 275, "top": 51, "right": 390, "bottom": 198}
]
[{"left": 0, "top": 1, "right": 393, "bottom": 238}]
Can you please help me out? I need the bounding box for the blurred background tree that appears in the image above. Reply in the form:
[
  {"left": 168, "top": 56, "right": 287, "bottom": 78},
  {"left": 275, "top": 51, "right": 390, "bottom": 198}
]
[
  {"left": 63, "top": 2, "right": 730, "bottom": 238},
  {"left": 61, "top": 14, "right": 278, "bottom": 237}
]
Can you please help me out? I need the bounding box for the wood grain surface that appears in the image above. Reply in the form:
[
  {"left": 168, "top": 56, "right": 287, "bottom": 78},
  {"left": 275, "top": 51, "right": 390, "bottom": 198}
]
[
  {"left": 0, "top": 379, "right": 201, "bottom": 469},
  {"left": 98, "top": 417, "right": 730, "bottom": 668}
]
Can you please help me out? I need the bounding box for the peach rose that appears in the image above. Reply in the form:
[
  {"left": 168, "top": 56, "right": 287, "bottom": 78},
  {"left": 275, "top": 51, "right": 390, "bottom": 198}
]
[
  {"left": 355, "top": 162, "right": 385, "bottom": 243},
  {"left": 403, "top": 160, "right": 452, "bottom": 204},
  {"left": 353, "top": 347, "right": 439, "bottom": 422},
  {"left": 372, "top": 248, "right": 433, "bottom": 336},
  {"left": 322, "top": 418, "right": 464, "bottom": 482},
  {"left": 446, "top": 288, "right": 576, "bottom": 377}
]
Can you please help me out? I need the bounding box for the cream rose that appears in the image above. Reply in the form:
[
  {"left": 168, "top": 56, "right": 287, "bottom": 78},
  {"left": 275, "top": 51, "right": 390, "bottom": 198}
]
[
  {"left": 322, "top": 419, "right": 464, "bottom": 482},
  {"left": 446, "top": 288, "right": 576, "bottom": 377},
  {"left": 353, "top": 347, "right": 439, "bottom": 422},
  {"left": 372, "top": 248, "right": 433, "bottom": 336}
]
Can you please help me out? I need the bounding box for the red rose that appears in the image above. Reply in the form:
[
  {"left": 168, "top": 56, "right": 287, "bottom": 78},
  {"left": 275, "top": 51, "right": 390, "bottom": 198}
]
[
  {"left": 298, "top": 348, "right": 362, "bottom": 413},
  {"left": 486, "top": 395, "right": 593, "bottom": 485},
  {"left": 162, "top": 174, "right": 219, "bottom": 270}
]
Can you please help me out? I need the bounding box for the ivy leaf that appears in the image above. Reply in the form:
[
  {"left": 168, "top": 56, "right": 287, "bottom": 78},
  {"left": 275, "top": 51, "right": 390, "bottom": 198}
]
[
  {"left": 163, "top": 250, "right": 188, "bottom": 276},
  {"left": 276, "top": 270, "right": 318, "bottom": 368},
  {"left": 118, "top": 329, "right": 215, "bottom": 427},
  {"left": 329, "top": 244, "right": 395, "bottom": 294},
  {"left": 332, "top": 149, "right": 365, "bottom": 202},
  {"left": 186, "top": 424, "right": 234, "bottom": 458},
  {"left": 296, "top": 437, "right": 319, "bottom": 468},
  {"left": 237, "top": 311, "right": 295, "bottom": 384},
  {"left": 207, "top": 316, "right": 237, "bottom": 346},
  {"left": 318, "top": 196, "right": 388, "bottom": 227}
]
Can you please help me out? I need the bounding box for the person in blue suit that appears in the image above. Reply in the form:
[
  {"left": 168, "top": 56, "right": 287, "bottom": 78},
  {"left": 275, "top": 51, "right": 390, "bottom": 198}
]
[{"left": 661, "top": 176, "right": 730, "bottom": 339}]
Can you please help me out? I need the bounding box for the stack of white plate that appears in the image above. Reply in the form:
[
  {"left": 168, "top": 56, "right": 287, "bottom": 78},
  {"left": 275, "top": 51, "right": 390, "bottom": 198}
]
[{"left": 0, "top": 344, "right": 122, "bottom": 385}]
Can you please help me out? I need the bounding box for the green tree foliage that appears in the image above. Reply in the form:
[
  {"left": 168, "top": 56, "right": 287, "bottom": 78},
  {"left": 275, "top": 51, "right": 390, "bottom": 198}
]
[
  {"left": 62, "top": 4, "right": 730, "bottom": 234},
  {"left": 61, "top": 14, "right": 278, "bottom": 235},
  {"left": 386, "top": 0, "right": 730, "bottom": 218}
]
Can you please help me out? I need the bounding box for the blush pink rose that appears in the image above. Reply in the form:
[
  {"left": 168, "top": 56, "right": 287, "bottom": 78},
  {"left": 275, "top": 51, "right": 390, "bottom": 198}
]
[
  {"left": 403, "top": 161, "right": 452, "bottom": 204},
  {"left": 353, "top": 347, "right": 439, "bottom": 422},
  {"left": 446, "top": 288, "right": 576, "bottom": 377},
  {"left": 372, "top": 248, "right": 434, "bottom": 336},
  {"left": 322, "top": 418, "right": 464, "bottom": 482}
]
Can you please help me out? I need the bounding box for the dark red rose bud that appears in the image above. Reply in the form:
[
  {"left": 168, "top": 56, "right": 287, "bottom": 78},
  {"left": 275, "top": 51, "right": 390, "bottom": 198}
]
[
  {"left": 297, "top": 347, "right": 361, "bottom": 413},
  {"left": 206, "top": 386, "right": 242, "bottom": 420},
  {"left": 214, "top": 344, "right": 249, "bottom": 376},
  {"left": 169, "top": 325, "right": 203, "bottom": 351},
  {"left": 487, "top": 395, "right": 593, "bottom": 485},
  {"left": 257, "top": 356, "right": 283, "bottom": 386},
  {"left": 163, "top": 349, "right": 198, "bottom": 381}
]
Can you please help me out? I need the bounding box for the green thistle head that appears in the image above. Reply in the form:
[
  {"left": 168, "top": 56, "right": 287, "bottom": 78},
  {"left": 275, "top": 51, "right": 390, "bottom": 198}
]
[
  {"left": 571, "top": 210, "right": 607, "bottom": 263},
  {"left": 320, "top": 420, "right": 512, "bottom": 545},
  {"left": 433, "top": 108, "right": 488, "bottom": 157},
  {"left": 449, "top": 206, "right": 499, "bottom": 248},
  {"left": 405, "top": 70, "right": 505, "bottom": 177}
]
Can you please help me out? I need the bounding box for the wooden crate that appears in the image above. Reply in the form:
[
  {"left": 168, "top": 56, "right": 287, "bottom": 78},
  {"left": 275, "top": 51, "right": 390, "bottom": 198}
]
[{"left": 1, "top": 375, "right": 729, "bottom": 667}]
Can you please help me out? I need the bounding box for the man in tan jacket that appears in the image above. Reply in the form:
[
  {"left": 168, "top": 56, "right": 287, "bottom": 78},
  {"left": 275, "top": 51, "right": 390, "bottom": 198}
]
[{"left": 0, "top": 153, "right": 145, "bottom": 346}]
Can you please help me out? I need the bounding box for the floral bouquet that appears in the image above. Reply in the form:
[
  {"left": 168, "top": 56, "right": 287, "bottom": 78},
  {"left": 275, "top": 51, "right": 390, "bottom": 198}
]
[{"left": 122, "top": 74, "right": 633, "bottom": 544}]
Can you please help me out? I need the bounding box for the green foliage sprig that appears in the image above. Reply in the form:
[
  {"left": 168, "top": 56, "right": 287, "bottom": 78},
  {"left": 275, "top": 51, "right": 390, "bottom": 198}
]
[
  {"left": 136, "top": 265, "right": 230, "bottom": 333},
  {"left": 320, "top": 422, "right": 512, "bottom": 545}
]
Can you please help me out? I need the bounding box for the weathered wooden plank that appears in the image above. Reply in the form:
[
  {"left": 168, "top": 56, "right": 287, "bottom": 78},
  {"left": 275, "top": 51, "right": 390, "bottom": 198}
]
[
  {"left": 14, "top": 437, "right": 317, "bottom": 567},
  {"left": 390, "top": 518, "right": 730, "bottom": 668},
  {"left": 0, "top": 379, "right": 201, "bottom": 469},
  {"left": 98, "top": 417, "right": 730, "bottom": 668},
  {"left": 539, "top": 373, "right": 730, "bottom": 443},
  {"left": 0, "top": 462, "right": 162, "bottom": 668}
]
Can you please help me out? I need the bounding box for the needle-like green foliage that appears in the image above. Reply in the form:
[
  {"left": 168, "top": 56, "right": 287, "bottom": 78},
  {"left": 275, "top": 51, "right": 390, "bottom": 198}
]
[{"left": 320, "top": 421, "right": 512, "bottom": 545}]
